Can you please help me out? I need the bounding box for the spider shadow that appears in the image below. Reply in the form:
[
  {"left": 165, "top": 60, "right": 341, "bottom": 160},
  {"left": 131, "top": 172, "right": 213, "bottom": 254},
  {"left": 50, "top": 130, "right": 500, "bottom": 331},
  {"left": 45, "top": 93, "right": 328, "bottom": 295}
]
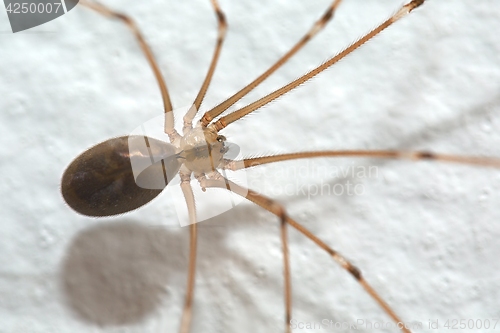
[
  {"left": 59, "top": 202, "right": 297, "bottom": 328},
  {"left": 59, "top": 219, "right": 186, "bottom": 327}
]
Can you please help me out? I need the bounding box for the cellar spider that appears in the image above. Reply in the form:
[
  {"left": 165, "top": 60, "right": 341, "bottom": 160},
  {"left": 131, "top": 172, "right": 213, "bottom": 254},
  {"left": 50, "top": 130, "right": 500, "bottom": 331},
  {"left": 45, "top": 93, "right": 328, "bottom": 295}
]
[{"left": 1, "top": 0, "right": 500, "bottom": 332}]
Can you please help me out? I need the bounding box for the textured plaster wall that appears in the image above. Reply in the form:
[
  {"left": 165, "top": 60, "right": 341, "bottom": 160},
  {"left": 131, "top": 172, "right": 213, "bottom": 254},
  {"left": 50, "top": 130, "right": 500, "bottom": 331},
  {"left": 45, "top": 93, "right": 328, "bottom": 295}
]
[{"left": 1, "top": 0, "right": 500, "bottom": 332}]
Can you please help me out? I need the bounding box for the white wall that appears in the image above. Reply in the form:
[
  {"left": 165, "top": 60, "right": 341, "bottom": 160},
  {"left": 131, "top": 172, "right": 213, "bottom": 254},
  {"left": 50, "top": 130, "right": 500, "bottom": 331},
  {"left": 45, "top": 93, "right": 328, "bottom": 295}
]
[{"left": 1, "top": 0, "right": 500, "bottom": 332}]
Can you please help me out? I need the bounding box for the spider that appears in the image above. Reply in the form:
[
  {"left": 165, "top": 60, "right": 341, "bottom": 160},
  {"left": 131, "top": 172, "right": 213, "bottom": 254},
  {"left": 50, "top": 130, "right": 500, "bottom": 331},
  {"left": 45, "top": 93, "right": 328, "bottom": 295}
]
[{"left": 1, "top": 0, "right": 500, "bottom": 332}]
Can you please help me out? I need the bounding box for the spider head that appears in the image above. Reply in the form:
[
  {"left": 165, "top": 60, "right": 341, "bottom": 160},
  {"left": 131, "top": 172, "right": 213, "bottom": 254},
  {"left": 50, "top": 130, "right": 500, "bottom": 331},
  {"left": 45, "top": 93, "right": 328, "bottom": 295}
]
[{"left": 179, "top": 127, "right": 227, "bottom": 173}]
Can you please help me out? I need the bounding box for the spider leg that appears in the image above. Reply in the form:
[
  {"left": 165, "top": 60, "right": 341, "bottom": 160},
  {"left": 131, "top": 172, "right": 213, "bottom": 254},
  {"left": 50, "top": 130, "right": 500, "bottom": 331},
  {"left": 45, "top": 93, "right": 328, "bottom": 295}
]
[
  {"left": 179, "top": 169, "right": 199, "bottom": 333},
  {"left": 183, "top": 0, "right": 228, "bottom": 133},
  {"left": 281, "top": 209, "right": 292, "bottom": 333},
  {"left": 196, "top": 173, "right": 292, "bottom": 332},
  {"left": 221, "top": 150, "right": 500, "bottom": 171},
  {"left": 202, "top": 177, "right": 412, "bottom": 333},
  {"left": 80, "top": 0, "right": 181, "bottom": 142}
]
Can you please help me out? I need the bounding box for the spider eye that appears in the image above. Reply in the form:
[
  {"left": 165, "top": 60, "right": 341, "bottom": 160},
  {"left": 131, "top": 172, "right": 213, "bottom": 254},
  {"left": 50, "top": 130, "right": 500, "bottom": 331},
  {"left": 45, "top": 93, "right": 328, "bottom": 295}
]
[{"left": 216, "top": 135, "right": 226, "bottom": 142}]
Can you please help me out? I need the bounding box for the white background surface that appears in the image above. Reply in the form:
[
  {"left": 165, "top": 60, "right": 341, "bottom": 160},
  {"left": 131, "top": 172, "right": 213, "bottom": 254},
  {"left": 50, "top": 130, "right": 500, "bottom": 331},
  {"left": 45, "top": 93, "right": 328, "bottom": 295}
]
[{"left": 1, "top": 0, "right": 500, "bottom": 332}]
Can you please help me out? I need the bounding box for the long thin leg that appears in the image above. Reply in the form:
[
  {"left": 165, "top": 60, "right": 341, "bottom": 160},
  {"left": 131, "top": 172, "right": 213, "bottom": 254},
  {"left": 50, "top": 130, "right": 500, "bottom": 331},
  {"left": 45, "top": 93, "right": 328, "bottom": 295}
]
[
  {"left": 200, "top": 0, "right": 343, "bottom": 127},
  {"left": 196, "top": 174, "right": 293, "bottom": 332},
  {"left": 201, "top": 177, "right": 412, "bottom": 333},
  {"left": 221, "top": 150, "right": 500, "bottom": 171},
  {"left": 183, "top": 0, "right": 228, "bottom": 132},
  {"left": 208, "top": 0, "right": 425, "bottom": 132},
  {"left": 179, "top": 172, "right": 198, "bottom": 333},
  {"left": 80, "top": 0, "right": 180, "bottom": 141},
  {"left": 281, "top": 215, "right": 292, "bottom": 333}
]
